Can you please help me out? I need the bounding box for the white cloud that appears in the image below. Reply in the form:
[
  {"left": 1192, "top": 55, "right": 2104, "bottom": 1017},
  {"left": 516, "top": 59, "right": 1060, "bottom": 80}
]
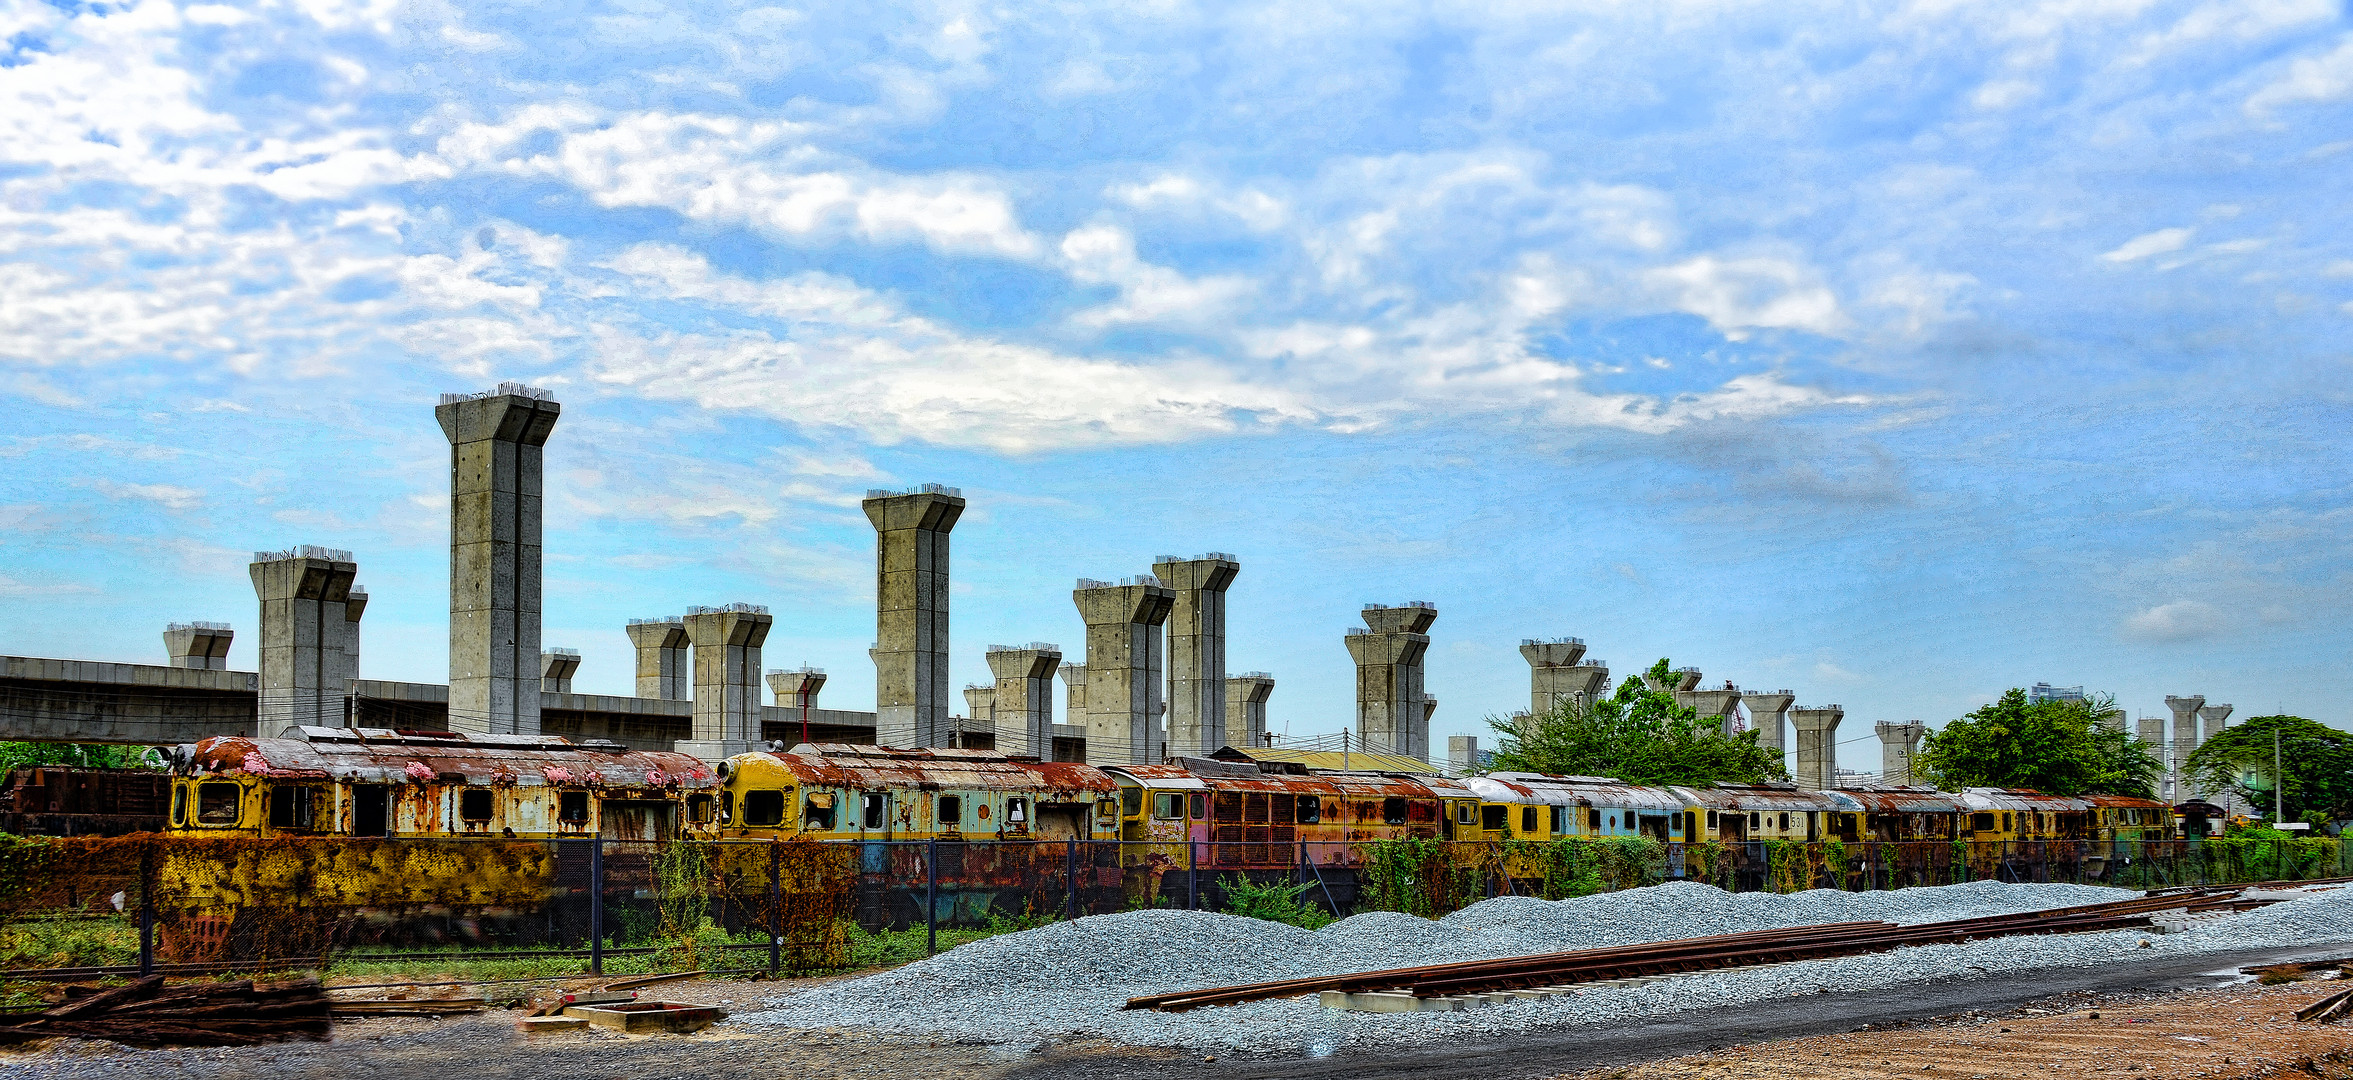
[
  {"left": 0, "top": 575, "right": 100, "bottom": 598},
  {"left": 2100, "top": 227, "right": 2195, "bottom": 263},
  {"left": 1059, "top": 225, "right": 1255, "bottom": 327},
  {"left": 2122, "top": 600, "right": 2220, "bottom": 641},
  {"left": 2246, "top": 35, "right": 2353, "bottom": 114},
  {"left": 1645, "top": 256, "right": 1847, "bottom": 339},
  {"left": 89, "top": 479, "right": 204, "bottom": 511}
]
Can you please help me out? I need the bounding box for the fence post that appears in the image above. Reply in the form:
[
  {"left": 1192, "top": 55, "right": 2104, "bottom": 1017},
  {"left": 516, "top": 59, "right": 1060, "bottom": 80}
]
[
  {"left": 767, "top": 841, "right": 783, "bottom": 976},
  {"left": 1065, "top": 838, "right": 1078, "bottom": 921},
  {"left": 588, "top": 838, "right": 605, "bottom": 976},
  {"left": 1188, "top": 840, "right": 1200, "bottom": 910},
  {"left": 925, "top": 838, "right": 938, "bottom": 957},
  {"left": 137, "top": 842, "right": 155, "bottom": 978}
]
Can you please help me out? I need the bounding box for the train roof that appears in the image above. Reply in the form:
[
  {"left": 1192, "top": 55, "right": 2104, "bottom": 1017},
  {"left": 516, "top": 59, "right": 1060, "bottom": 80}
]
[
  {"left": 1105, "top": 762, "right": 1446, "bottom": 799},
  {"left": 2079, "top": 793, "right": 2173, "bottom": 810},
  {"left": 1464, "top": 774, "right": 1689, "bottom": 811},
  {"left": 174, "top": 727, "right": 716, "bottom": 790},
  {"left": 1828, "top": 786, "right": 1970, "bottom": 813},
  {"left": 1958, "top": 787, "right": 2093, "bottom": 812},
  {"left": 739, "top": 744, "right": 1115, "bottom": 795},
  {"left": 1670, "top": 783, "right": 1847, "bottom": 812}
]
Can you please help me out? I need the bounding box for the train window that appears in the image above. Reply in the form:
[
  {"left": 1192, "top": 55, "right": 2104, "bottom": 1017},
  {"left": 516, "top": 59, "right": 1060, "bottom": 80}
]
[
  {"left": 1521, "top": 806, "right": 1538, "bottom": 834},
  {"left": 1189, "top": 793, "right": 1207, "bottom": 819},
  {"left": 196, "top": 782, "right": 240, "bottom": 825},
  {"left": 1296, "top": 797, "right": 1320, "bottom": 824},
  {"left": 561, "top": 791, "right": 592, "bottom": 823},
  {"left": 1607, "top": 815, "right": 1616, "bottom": 830},
  {"left": 688, "top": 794, "right": 714, "bottom": 824},
  {"left": 1779, "top": 812, "right": 1789, "bottom": 832},
  {"left": 938, "top": 795, "right": 962, "bottom": 826},
  {"left": 741, "top": 790, "right": 783, "bottom": 827},
  {"left": 862, "top": 792, "right": 887, "bottom": 829},
  {"left": 1480, "top": 805, "right": 1507, "bottom": 831},
  {"left": 1456, "top": 803, "right": 1475, "bottom": 825},
  {"left": 719, "top": 790, "right": 733, "bottom": 824},
  {"left": 171, "top": 784, "right": 186, "bottom": 827},
  {"left": 2001, "top": 812, "right": 2012, "bottom": 831},
  {"left": 1588, "top": 808, "right": 1601, "bottom": 830},
  {"left": 457, "top": 789, "right": 493, "bottom": 823},
  {"left": 1407, "top": 801, "right": 1436, "bottom": 823},
  {"left": 804, "top": 791, "right": 837, "bottom": 830},
  {"left": 1120, "top": 788, "right": 1143, "bottom": 817},
  {"left": 1706, "top": 810, "right": 1718, "bottom": 829},
  {"left": 1970, "top": 812, "right": 1994, "bottom": 832},
  {"left": 1153, "top": 793, "right": 1182, "bottom": 819},
  {"left": 1097, "top": 798, "right": 1119, "bottom": 819},
  {"left": 1549, "top": 806, "right": 1565, "bottom": 833},
  {"left": 270, "top": 786, "right": 318, "bottom": 830},
  {"left": 1244, "top": 794, "right": 1269, "bottom": 824},
  {"left": 1006, "top": 797, "right": 1027, "bottom": 824},
  {"left": 1748, "top": 812, "right": 1760, "bottom": 830},
  {"left": 1382, "top": 797, "right": 1409, "bottom": 825}
]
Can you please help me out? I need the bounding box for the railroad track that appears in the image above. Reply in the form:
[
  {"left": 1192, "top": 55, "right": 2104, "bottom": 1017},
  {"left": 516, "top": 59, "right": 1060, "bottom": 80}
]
[{"left": 1124, "top": 883, "right": 2306, "bottom": 1013}]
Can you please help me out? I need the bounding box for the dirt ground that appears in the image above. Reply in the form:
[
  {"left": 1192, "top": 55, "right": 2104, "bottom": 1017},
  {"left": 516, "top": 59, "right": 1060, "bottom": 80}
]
[{"left": 1555, "top": 983, "right": 2353, "bottom": 1080}]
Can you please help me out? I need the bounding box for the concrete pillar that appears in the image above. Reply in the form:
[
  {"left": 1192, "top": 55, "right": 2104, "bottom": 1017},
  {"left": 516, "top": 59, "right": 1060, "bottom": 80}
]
[
  {"left": 1741, "top": 690, "right": 1795, "bottom": 758},
  {"left": 767, "top": 666, "right": 826, "bottom": 709},
  {"left": 2136, "top": 714, "right": 2169, "bottom": 798},
  {"left": 1347, "top": 602, "right": 1436, "bottom": 762},
  {"left": 1790, "top": 704, "right": 1844, "bottom": 790},
  {"left": 250, "top": 546, "right": 357, "bottom": 731},
  {"left": 864, "top": 484, "right": 963, "bottom": 749},
  {"left": 1153, "top": 554, "right": 1238, "bottom": 759},
  {"left": 540, "top": 648, "right": 580, "bottom": 694},
  {"left": 678, "top": 603, "right": 771, "bottom": 760},
  {"left": 163, "top": 622, "right": 233, "bottom": 670},
  {"left": 437, "top": 382, "right": 560, "bottom": 736},
  {"left": 1447, "top": 735, "right": 1481, "bottom": 776},
  {"left": 2164, "top": 695, "right": 2205, "bottom": 804},
  {"left": 1058, "top": 662, "right": 1087, "bottom": 727},
  {"left": 1226, "top": 671, "right": 1273, "bottom": 749},
  {"left": 2198, "top": 703, "right": 2232, "bottom": 742},
  {"left": 331, "top": 587, "right": 367, "bottom": 692},
  {"left": 1875, "top": 721, "right": 1927, "bottom": 785},
  {"left": 986, "top": 643, "right": 1062, "bottom": 759},
  {"left": 1075, "top": 576, "right": 1174, "bottom": 766},
  {"left": 626, "top": 618, "right": 689, "bottom": 700},
  {"left": 2097, "top": 706, "right": 2127, "bottom": 733},
  {"left": 1520, "top": 637, "right": 1588, "bottom": 715},
  {"left": 962, "top": 685, "right": 996, "bottom": 747},
  {"left": 1423, "top": 693, "right": 1438, "bottom": 728},
  {"left": 1676, "top": 682, "right": 1742, "bottom": 735}
]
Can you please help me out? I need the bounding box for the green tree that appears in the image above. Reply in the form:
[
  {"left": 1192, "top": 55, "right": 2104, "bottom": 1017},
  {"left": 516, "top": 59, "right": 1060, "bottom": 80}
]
[
  {"left": 2181, "top": 715, "right": 2353, "bottom": 826},
  {"left": 0, "top": 743, "right": 163, "bottom": 772},
  {"left": 1914, "top": 690, "right": 2161, "bottom": 798},
  {"left": 1485, "top": 658, "right": 1789, "bottom": 785}
]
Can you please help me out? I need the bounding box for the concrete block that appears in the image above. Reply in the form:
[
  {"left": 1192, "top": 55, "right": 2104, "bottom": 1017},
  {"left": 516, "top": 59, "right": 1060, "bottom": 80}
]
[{"left": 1319, "top": 991, "right": 1465, "bottom": 1013}]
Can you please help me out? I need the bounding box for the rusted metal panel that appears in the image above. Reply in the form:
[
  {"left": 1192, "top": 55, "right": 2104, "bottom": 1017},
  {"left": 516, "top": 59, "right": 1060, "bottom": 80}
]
[
  {"left": 1666, "top": 783, "right": 1845, "bottom": 813},
  {"left": 174, "top": 728, "right": 716, "bottom": 792},
  {"left": 1470, "top": 774, "right": 1687, "bottom": 812},
  {"left": 1959, "top": 787, "right": 2092, "bottom": 812},
  {"left": 1827, "top": 786, "right": 1969, "bottom": 814}
]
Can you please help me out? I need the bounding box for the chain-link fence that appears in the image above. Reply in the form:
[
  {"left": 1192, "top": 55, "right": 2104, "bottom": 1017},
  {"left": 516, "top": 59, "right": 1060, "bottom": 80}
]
[{"left": 1, "top": 834, "right": 2344, "bottom": 978}]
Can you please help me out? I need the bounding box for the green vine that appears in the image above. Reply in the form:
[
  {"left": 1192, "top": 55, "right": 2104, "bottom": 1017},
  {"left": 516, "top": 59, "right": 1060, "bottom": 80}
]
[{"left": 1356, "top": 838, "right": 1482, "bottom": 917}]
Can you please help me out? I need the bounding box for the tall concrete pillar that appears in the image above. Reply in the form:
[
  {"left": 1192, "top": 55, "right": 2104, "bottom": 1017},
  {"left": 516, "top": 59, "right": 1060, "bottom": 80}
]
[
  {"left": 1226, "top": 671, "right": 1273, "bottom": 749},
  {"left": 1059, "top": 662, "right": 1087, "bottom": 726},
  {"left": 1075, "top": 576, "right": 1174, "bottom": 766},
  {"left": 1741, "top": 690, "right": 1795, "bottom": 758},
  {"left": 626, "top": 618, "right": 689, "bottom": 700},
  {"left": 1790, "top": 704, "right": 1844, "bottom": 790},
  {"left": 1520, "top": 637, "right": 1588, "bottom": 715},
  {"left": 250, "top": 546, "right": 358, "bottom": 731},
  {"left": 2198, "top": 703, "right": 2232, "bottom": 742},
  {"left": 2135, "top": 715, "right": 2170, "bottom": 798},
  {"left": 1875, "top": 721, "right": 1927, "bottom": 785},
  {"left": 767, "top": 666, "right": 826, "bottom": 709},
  {"left": 540, "top": 649, "right": 579, "bottom": 694},
  {"left": 1676, "top": 682, "right": 1742, "bottom": 735},
  {"left": 2097, "top": 706, "right": 2127, "bottom": 733},
  {"left": 2164, "top": 695, "right": 2205, "bottom": 804},
  {"left": 1347, "top": 602, "right": 1436, "bottom": 761},
  {"left": 437, "top": 383, "right": 560, "bottom": 736},
  {"left": 163, "top": 622, "right": 233, "bottom": 670},
  {"left": 986, "top": 643, "right": 1062, "bottom": 759},
  {"left": 330, "top": 586, "right": 367, "bottom": 692},
  {"left": 679, "top": 603, "right": 771, "bottom": 760},
  {"left": 1447, "top": 735, "right": 1482, "bottom": 776},
  {"left": 962, "top": 685, "right": 996, "bottom": 747},
  {"left": 864, "top": 485, "right": 963, "bottom": 749},
  {"left": 1153, "top": 554, "right": 1238, "bottom": 759}
]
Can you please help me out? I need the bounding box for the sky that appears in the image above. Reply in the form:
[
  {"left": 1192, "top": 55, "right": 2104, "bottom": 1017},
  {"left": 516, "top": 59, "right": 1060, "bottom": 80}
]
[{"left": 3, "top": 0, "right": 2351, "bottom": 766}]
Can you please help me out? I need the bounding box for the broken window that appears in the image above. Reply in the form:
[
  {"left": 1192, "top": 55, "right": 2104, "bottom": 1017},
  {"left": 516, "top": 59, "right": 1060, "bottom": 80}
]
[
  {"left": 197, "top": 782, "right": 241, "bottom": 825},
  {"left": 458, "top": 788, "right": 493, "bottom": 824},
  {"left": 1296, "top": 797, "right": 1320, "bottom": 824},
  {"left": 269, "top": 786, "right": 317, "bottom": 830},
  {"left": 1706, "top": 810, "right": 1719, "bottom": 829},
  {"left": 170, "top": 784, "right": 187, "bottom": 828},
  {"left": 1549, "top": 805, "right": 1565, "bottom": 833},
  {"left": 688, "top": 793, "right": 714, "bottom": 824},
  {"left": 1382, "top": 797, "right": 1408, "bottom": 825},
  {"left": 804, "top": 791, "right": 837, "bottom": 830},
  {"left": 719, "top": 790, "right": 733, "bottom": 824},
  {"left": 1748, "top": 811, "right": 1760, "bottom": 830},
  {"left": 1006, "top": 797, "right": 1026, "bottom": 824},
  {"left": 1779, "top": 812, "right": 1789, "bottom": 832},
  {"left": 862, "top": 791, "right": 887, "bottom": 829},
  {"left": 1520, "top": 806, "right": 1537, "bottom": 833},
  {"left": 741, "top": 790, "right": 783, "bottom": 827},
  {"left": 938, "top": 795, "right": 962, "bottom": 826},
  {"left": 1406, "top": 800, "right": 1436, "bottom": 823},
  {"left": 1480, "top": 804, "right": 1507, "bottom": 831},
  {"left": 1970, "top": 812, "right": 1994, "bottom": 832},
  {"left": 1588, "top": 808, "right": 1602, "bottom": 830},
  {"left": 1243, "top": 794, "right": 1269, "bottom": 824},
  {"left": 1152, "top": 792, "right": 1182, "bottom": 819},
  {"left": 1455, "top": 802, "right": 1475, "bottom": 825}
]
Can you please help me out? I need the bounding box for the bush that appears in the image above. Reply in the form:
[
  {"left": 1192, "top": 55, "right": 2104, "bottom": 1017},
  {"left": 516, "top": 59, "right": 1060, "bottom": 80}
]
[{"left": 1215, "top": 875, "right": 1332, "bottom": 930}]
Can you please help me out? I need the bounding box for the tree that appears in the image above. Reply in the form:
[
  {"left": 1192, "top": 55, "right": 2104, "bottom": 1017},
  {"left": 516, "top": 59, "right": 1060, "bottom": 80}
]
[
  {"left": 1485, "top": 658, "right": 1789, "bottom": 786},
  {"left": 0, "top": 743, "right": 163, "bottom": 772},
  {"left": 2181, "top": 715, "right": 2353, "bottom": 826},
  {"left": 1913, "top": 689, "right": 2162, "bottom": 798}
]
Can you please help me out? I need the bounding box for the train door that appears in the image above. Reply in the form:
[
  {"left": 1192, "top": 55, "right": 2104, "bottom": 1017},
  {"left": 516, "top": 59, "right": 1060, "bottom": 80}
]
[
  {"left": 1636, "top": 815, "right": 1669, "bottom": 842},
  {"left": 600, "top": 799, "right": 678, "bottom": 841},
  {"left": 1716, "top": 809, "right": 1746, "bottom": 842},
  {"left": 1034, "top": 802, "right": 1088, "bottom": 841},
  {"left": 354, "top": 785, "right": 391, "bottom": 837}
]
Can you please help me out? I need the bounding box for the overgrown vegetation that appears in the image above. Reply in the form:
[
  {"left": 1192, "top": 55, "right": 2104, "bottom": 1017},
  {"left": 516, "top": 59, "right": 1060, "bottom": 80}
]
[
  {"left": 1357, "top": 836, "right": 1484, "bottom": 917},
  {"left": 1500, "top": 836, "right": 1664, "bottom": 898},
  {"left": 0, "top": 743, "right": 163, "bottom": 772},
  {"left": 2183, "top": 716, "right": 2353, "bottom": 826},
  {"left": 1216, "top": 875, "right": 1333, "bottom": 929},
  {"left": 1915, "top": 689, "right": 2163, "bottom": 798},
  {"left": 1487, "top": 659, "right": 1788, "bottom": 785},
  {"left": 0, "top": 910, "right": 139, "bottom": 969}
]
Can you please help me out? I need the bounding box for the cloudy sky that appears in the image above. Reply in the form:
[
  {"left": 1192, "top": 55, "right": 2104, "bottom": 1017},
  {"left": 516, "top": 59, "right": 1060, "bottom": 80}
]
[{"left": 3, "top": 0, "right": 2350, "bottom": 762}]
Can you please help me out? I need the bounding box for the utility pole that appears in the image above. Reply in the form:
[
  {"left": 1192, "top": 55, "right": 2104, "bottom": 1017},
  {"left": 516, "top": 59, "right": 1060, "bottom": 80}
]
[{"left": 2274, "top": 728, "right": 2284, "bottom": 825}]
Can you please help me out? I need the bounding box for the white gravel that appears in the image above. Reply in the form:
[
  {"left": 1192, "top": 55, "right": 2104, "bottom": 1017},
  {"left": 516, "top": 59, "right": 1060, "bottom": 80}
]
[{"left": 740, "top": 880, "right": 2353, "bottom": 1055}]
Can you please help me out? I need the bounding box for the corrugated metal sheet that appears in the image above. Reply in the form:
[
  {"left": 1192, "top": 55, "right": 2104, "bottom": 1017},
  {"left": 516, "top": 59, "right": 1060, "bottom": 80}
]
[
  {"left": 748, "top": 744, "right": 1115, "bottom": 796},
  {"left": 1667, "top": 783, "right": 1846, "bottom": 813},
  {"left": 1223, "top": 748, "right": 1438, "bottom": 775},
  {"left": 1830, "top": 786, "right": 1969, "bottom": 814},
  {"left": 1465, "top": 775, "right": 1688, "bottom": 812},
  {"left": 1960, "top": 787, "right": 2093, "bottom": 812},
  {"left": 176, "top": 728, "right": 716, "bottom": 790}
]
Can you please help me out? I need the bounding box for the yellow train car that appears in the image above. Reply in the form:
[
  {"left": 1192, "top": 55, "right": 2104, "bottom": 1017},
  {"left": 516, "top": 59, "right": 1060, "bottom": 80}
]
[
  {"left": 1956, "top": 787, "right": 2092, "bottom": 843},
  {"left": 167, "top": 726, "right": 717, "bottom": 840},
  {"left": 708, "top": 743, "right": 1119, "bottom": 842},
  {"left": 1458, "top": 774, "right": 1695, "bottom": 845}
]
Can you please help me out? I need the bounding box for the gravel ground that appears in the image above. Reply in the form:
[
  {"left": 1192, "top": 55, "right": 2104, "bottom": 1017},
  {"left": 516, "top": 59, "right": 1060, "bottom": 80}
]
[{"left": 740, "top": 880, "right": 2353, "bottom": 1055}]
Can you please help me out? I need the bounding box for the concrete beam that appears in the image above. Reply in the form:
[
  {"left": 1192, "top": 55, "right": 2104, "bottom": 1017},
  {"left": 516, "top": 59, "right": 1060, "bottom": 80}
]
[
  {"left": 1790, "top": 705, "right": 1845, "bottom": 790},
  {"left": 1740, "top": 690, "right": 1795, "bottom": 757},
  {"left": 678, "top": 603, "right": 771, "bottom": 760},
  {"left": 1347, "top": 602, "right": 1435, "bottom": 762},
  {"left": 1225, "top": 671, "right": 1274, "bottom": 749},
  {"left": 767, "top": 666, "right": 826, "bottom": 710},
  {"left": 1075, "top": 577, "right": 1174, "bottom": 766},
  {"left": 250, "top": 546, "right": 358, "bottom": 732},
  {"left": 0, "top": 656, "right": 258, "bottom": 743},
  {"left": 2198, "top": 703, "right": 2232, "bottom": 742},
  {"left": 1675, "top": 682, "right": 1742, "bottom": 736},
  {"left": 437, "top": 382, "right": 560, "bottom": 736},
  {"left": 540, "top": 648, "right": 580, "bottom": 694},
  {"left": 1153, "top": 554, "right": 1238, "bottom": 760},
  {"left": 1519, "top": 637, "right": 1588, "bottom": 716},
  {"left": 626, "top": 617, "right": 689, "bottom": 700},
  {"left": 986, "top": 643, "right": 1061, "bottom": 759},
  {"left": 864, "top": 484, "right": 964, "bottom": 749},
  {"left": 1875, "top": 721, "right": 1928, "bottom": 786},
  {"left": 163, "top": 622, "right": 233, "bottom": 671}
]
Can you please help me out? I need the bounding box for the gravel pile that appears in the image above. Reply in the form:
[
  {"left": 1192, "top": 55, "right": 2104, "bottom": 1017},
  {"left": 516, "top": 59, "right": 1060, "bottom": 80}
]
[{"left": 741, "top": 880, "right": 2353, "bottom": 1055}]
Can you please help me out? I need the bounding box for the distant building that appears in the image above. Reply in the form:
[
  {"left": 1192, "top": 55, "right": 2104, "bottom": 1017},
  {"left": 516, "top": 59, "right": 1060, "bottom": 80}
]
[{"left": 2028, "top": 683, "right": 2086, "bottom": 704}]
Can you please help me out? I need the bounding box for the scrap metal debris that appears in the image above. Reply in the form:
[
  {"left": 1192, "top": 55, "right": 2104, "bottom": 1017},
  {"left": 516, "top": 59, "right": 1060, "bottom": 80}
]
[{"left": 0, "top": 975, "right": 331, "bottom": 1048}]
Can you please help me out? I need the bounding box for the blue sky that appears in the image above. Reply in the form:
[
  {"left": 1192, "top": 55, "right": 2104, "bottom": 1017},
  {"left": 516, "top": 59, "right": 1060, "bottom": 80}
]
[{"left": 3, "top": 0, "right": 2351, "bottom": 763}]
